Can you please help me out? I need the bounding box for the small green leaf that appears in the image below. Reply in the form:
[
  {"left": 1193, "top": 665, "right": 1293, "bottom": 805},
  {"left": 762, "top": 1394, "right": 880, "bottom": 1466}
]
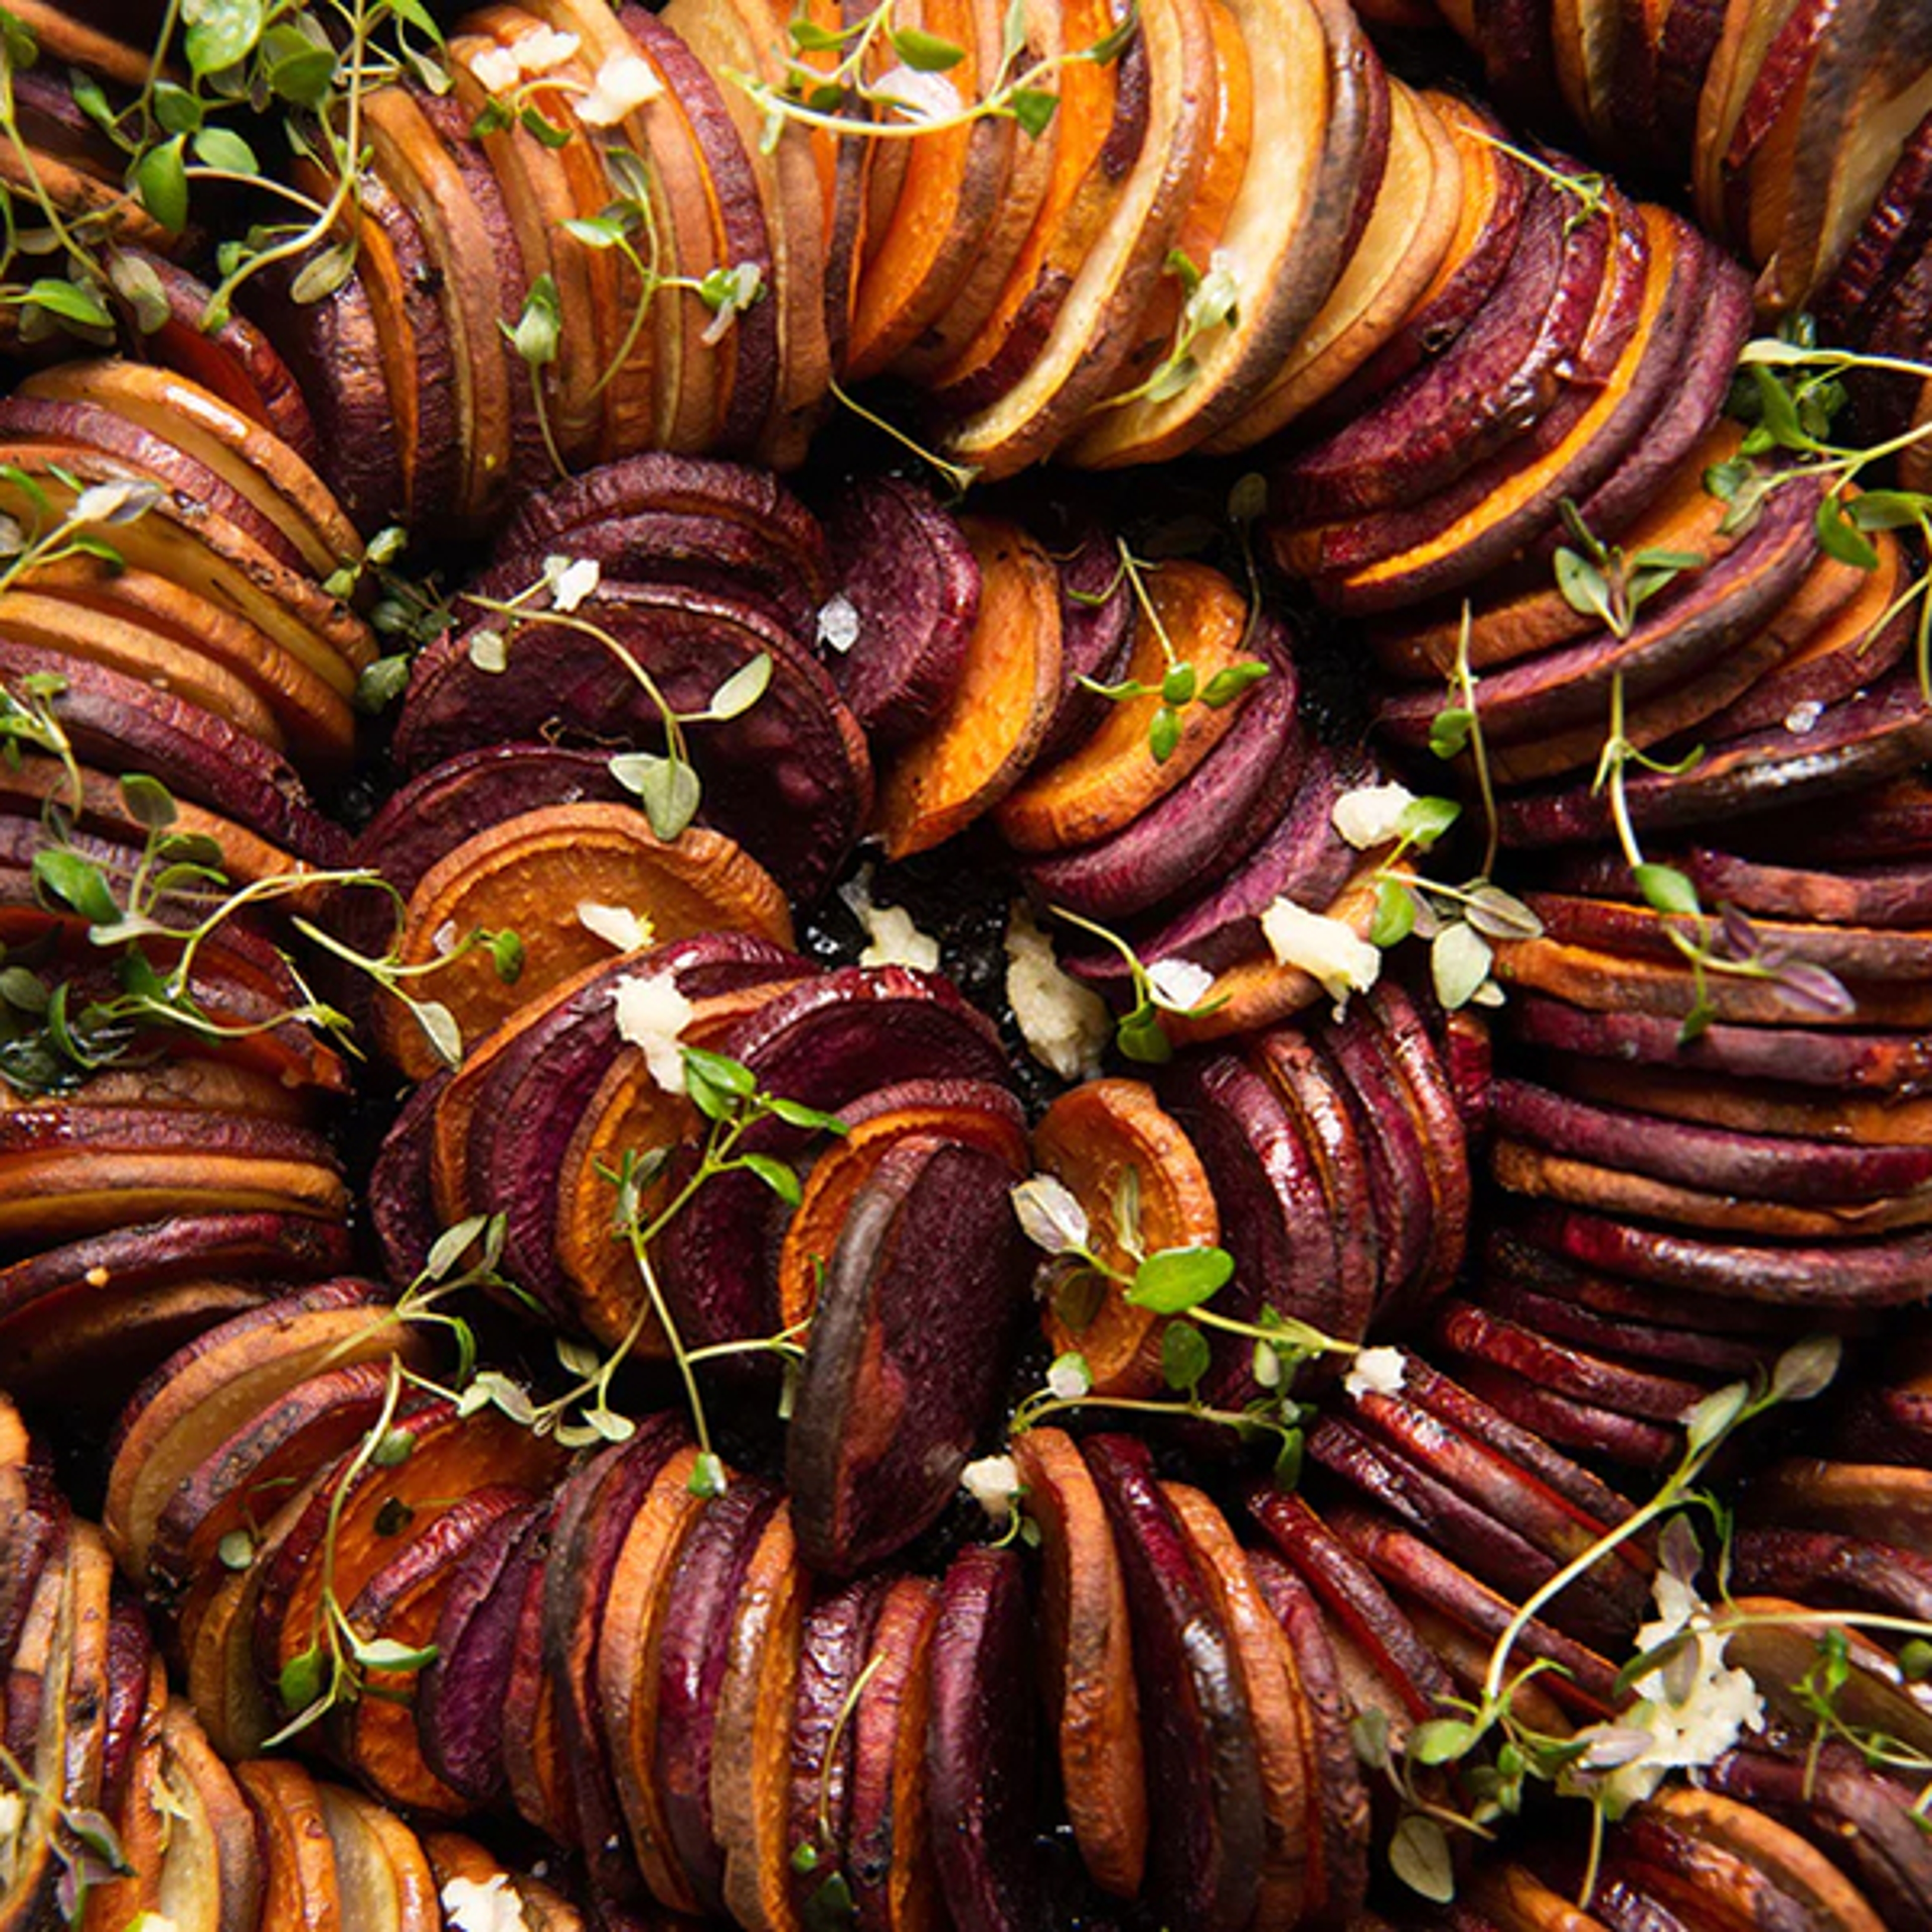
[
  {"left": 1430, "top": 920, "right": 1493, "bottom": 1011},
  {"left": 788, "top": 17, "right": 848, "bottom": 49},
  {"left": 133, "top": 135, "right": 190, "bottom": 233},
  {"left": 1271, "top": 1426, "right": 1303, "bottom": 1488},
  {"left": 192, "top": 125, "right": 259, "bottom": 175},
  {"left": 683, "top": 1047, "right": 758, "bottom": 1097},
  {"left": 1160, "top": 661, "right": 1196, "bottom": 705},
  {"left": 707, "top": 651, "right": 772, "bottom": 719},
  {"left": 1370, "top": 877, "right": 1417, "bottom": 949},
  {"left": 1901, "top": 1640, "right": 1932, "bottom": 1683},
  {"left": 23, "top": 276, "right": 111, "bottom": 330},
  {"left": 426, "top": 1214, "right": 488, "bottom": 1280},
  {"left": 1771, "top": 1333, "right": 1841, "bottom": 1404},
  {"left": 688, "top": 1450, "right": 729, "bottom": 1498},
  {"left": 1463, "top": 882, "right": 1543, "bottom": 942},
  {"left": 1847, "top": 489, "right": 1932, "bottom": 532},
  {"left": 184, "top": 0, "right": 265, "bottom": 74},
  {"left": 278, "top": 1645, "right": 325, "bottom": 1715},
  {"left": 269, "top": 45, "right": 336, "bottom": 107},
  {"left": 371, "top": 1428, "right": 415, "bottom": 1469},
  {"left": 1635, "top": 862, "right": 1700, "bottom": 918},
  {"left": 1389, "top": 1814, "right": 1455, "bottom": 1904},
  {"left": 1160, "top": 1319, "right": 1210, "bottom": 1392},
  {"left": 1006, "top": 85, "right": 1058, "bottom": 137},
  {"left": 1683, "top": 1380, "right": 1750, "bottom": 1454},
  {"left": 1148, "top": 705, "right": 1181, "bottom": 763},
  {"left": 32, "top": 849, "right": 118, "bottom": 924},
  {"left": 888, "top": 25, "right": 966, "bottom": 68},
  {"left": 352, "top": 1636, "right": 438, "bottom": 1673},
  {"left": 288, "top": 239, "right": 356, "bottom": 305},
  {"left": 488, "top": 930, "right": 525, "bottom": 985},
  {"left": 1394, "top": 795, "right": 1461, "bottom": 848},
  {"left": 1428, "top": 705, "right": 1473, "bottom": 760},
  {"left": 1128, "top": 1244, "right": 1233, "bottom": 1314},
  {"left": 769, "top": 1096, "right": 848, "bottom": 1134},
  {"left": 742, "top": 1151, "right": 803, "bottom": 1206},
  {"left": 1199, "top": 659, "right": 1269, "bottom": 707},
  {"left": 1814, "top": 493, "right": 1881, "bottom": 572},
  {"left": 622, "top": 752, "right": 702, "bottom": 841},
  {"left": 1115, "top": 1006, "right": 1172, "bottom": 1065},
  {"left": 217, "top": 1528, "right": 255, "bottom": 1571},
  {"left": 412, "top": 999, "right": 463, "bottom": 1070},
  {"left": 1554, "top": 546, "right": 1614, "bottom": 629},
  {"left": 118, "top": 772, "right": 177, "bottom": 830},
  {"left": 355, "top": 656, "right": 411, "bottom": 714},
  {"left": 1406, "top": 1717, "right": 1479, "bottom": 1765},
  {"left": 519, "top": 103, "right": 575, "bottom": 148},
  {"left": 509, "top": 273, "right": 561, "bottom": 367}
]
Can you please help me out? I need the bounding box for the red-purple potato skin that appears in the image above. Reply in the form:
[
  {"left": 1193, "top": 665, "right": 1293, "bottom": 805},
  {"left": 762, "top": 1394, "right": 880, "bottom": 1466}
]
[
  {"left": 925, "top": 1547, "right": 1051, "bottom": 1932},
  {"left": 787, "top": 1134, "right": 1029, "bottom": 1576},
  {"left": 1081, "top": 1434, "right": 1265, "bottom": 1932}
]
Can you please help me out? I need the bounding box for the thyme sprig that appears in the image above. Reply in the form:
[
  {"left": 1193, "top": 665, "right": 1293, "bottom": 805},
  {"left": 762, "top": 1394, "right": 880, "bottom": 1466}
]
[
  {"left": 731, "top": 0, "right": 1137, "bottom": 152},
  {"left": 1592, "top": 673, "right": 1854, "bottom": 1041}
]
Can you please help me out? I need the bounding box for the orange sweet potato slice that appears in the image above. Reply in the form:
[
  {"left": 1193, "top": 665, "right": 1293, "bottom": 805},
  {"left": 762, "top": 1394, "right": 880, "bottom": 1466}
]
[
  {"left": 1164, "top": 1484, "right": 1311, "bottom": 1930},
  {"left": 995, "top": 557, "right": 1253, "bottom": 853},
  {"left": 875, "top": 517, "right": 1064, "bottom": 857},
  {"left": 375, "top": 802, "right": 795, "bottom": 1079},
  {"left": 1032, "top": 1079, "right": 1220, "bottom": 1396},
  {"left": 1009, "top": 1428, "right": 1147, "bottom": 1897},
  {"left": 232, "top": 1759, "right": 343, "bottom": 1932},
  {"left": 555, "top": 972, "right": 811, "bottom": 1350},
  {"left": 710, "top": 1504, "right": 808, "bottom": 1932},
  {"left": 595, "top": 1444, "right": 709, "bottom": 1916}
]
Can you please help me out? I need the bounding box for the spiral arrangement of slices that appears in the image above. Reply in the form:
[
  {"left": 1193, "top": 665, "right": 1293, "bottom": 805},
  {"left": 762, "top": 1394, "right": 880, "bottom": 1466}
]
[{"left": 5, "top": 1, "right": 1932, "bottom": 1930}]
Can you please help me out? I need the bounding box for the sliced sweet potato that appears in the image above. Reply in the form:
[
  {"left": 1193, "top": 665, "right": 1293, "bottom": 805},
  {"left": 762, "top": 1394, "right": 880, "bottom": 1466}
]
[
  {"left": 374, "top": 802, "right": 794, "bottom": 1079},
  {"left": 232, "top": 1759, "right": 343, "bottom": 1932},
  {"left": 1031, "top": 1078, "right": 1219, "bottom": 1396},
  {"left": 103, "top": 1280, "right": 407, "bottom": 1584},
  {"left": 154, "top": 1703, "right": 266, "bottom": 1932},
  {"left": 710, "top": 1503, "right": 809, "bottom": 1932},
  {"left": 787, "top": 1132, "right": 1030, "bottom": 1575},
  {"left": 775, "top": 1079, "right": 1027, "bottom": 1332},
  {"left": 1008, "top": 1428, "right": 1147, "bottom": 1897},
  {"left": 845, "top": 1574, "right": 944, "bottom": 1932},
  {"left": 598, "top": 1444, "right": 710, "bottom": 1916},
  {"left": 995, "top": 557, "right": 1255, "bottom": 854},
  {"left": 875, "top": 517, "right": 1064, "bottom": 858}
]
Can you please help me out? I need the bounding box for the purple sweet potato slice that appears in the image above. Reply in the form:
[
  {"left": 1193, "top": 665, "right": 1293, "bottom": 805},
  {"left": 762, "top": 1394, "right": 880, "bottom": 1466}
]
[
  {"left": 498, "top": 454, "right": 828, "bottom": 596},
  {"left": 0, "top": 642, "right": 348, "bottom": 860},
  {"left": 1248, "top": 1024, "right": 1380, "bottom": 1343},
  {"left": 658, "top": 966, "right": 1013, "bottom": 1356},
  {"left": 1494, "top": 1078, "right": 1932, "bottom": 1204},
  {"left": 1579, "top": 842, "right": 1932, "bottom": 932},
  {"left": 1708, "top": 1745, "right": 1932, "bottom": 1932},
  {"left": 479, "top": 511, "right": 820, "bottom": 643},
  {"left": 1361, "top": 981, "right": 1473, "bottom": 1312},
  {"left": 1730, "top": 1528, "right": 1932, "bottom": 1624},
  {"left": 394, "top": 582, "right": 872, "bottom": 902},
  {"left": 654, "top": 1478, "right": 783, "bottom": 1915},
  {"left": 1080, "top": 1434, "right": 1264, "bottom": 1932},
  {"left": 1244, "top": 1487, "right": 1458, "bottom": 1722},
  {"left": 787, "top": 1132, "right": 1029, "bottom": 1576},
  {"left": 1499, "top": 666, "right": 1932, "bottom": 847},
  {"left": 1311, "top": 1021, "right": 1434, "bottom": 1314},
  {"left": 1158, "top": 1053, "right": 1342, "bottom": 1395},
  {"left": 1031, "top": 527, "right": 1137, "bottom": 767},
  {"left": 924, "top": 1547, "right": 1050, "bottom": 1932},
  {"left": 822, "top": 475, "right": 981, "bottom": 743},
  {"left": 1304, "top": 1415, "right": 1637, "bottom": 1648},
  {"left": 1245, "top": 1546, "right": 1371, "bottom": 1928},
  {"left": 1064, "top": 739, "right": 1371, "bottom": 993},
  {"left": 542, "top": 1419, "right": 688, "bottom": 1898},
  {"left": 1273, "top": 181, "right": 1578, "bottom": 522},
  {"left": 787, "top": 1577, "right": 887, "bottom": 1910},
  {"left": 1328, "top": 1506, "right": 1620, "bottom": 1716},
  {"left": 350, "top": 745, "right": 637, "bottom": 904},
  {"left": 1522, "top": 1203, "right": 1932, "bottom": 1308},
  {"left": 1023, "top": 613, "right": 1306, "bottom": 924},
  {"left": 368, "top": 1070, "right": 448, "bottom": 1291},
  {"left": 244, "top": 244, "right": 404, "bottom": 532},
  {"left": 1505, "top": 992, "right": 1932, "bottom": 1092},
  {"left": 1485, "top": 1271, "right": 1783, "bottom": 1378}
]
